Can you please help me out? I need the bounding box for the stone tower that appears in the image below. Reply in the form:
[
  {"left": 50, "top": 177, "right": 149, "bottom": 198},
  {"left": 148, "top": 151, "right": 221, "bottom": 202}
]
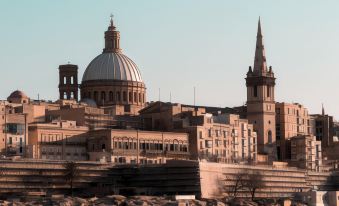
[
  {"left": 58, "top": 64, "right": 79, "bottom": 100},
  {"left": 246, "top": 18, "right": 276, "bottom": 161}
]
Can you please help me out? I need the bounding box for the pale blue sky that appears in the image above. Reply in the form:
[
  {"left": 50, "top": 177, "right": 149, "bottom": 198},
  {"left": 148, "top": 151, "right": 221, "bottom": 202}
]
[{"left": 1, "top": 1, "right": 339, "bottom": 118}]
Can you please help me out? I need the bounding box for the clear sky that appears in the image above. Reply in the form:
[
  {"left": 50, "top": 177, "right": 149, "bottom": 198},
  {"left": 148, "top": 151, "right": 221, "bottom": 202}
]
[{"left": 1, "top": 1, "right": 339, "bottom": 118}]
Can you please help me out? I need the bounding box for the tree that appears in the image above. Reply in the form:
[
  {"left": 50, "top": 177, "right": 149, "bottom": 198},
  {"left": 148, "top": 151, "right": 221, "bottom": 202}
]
[
  {"left": 224, "top": 172, "right": 247, "bottom": 198},
  {"left": 63, "top": 161, "right": 79, "bottom": 197},
  {"left": 243, "top": 171, "right": 265, "bottom": 200}
]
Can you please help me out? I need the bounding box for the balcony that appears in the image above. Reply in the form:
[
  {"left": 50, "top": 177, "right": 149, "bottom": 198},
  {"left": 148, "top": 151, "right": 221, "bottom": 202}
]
[
  {"left": 165, "top": 150, "right": 190, "bottom": 158},
  {"left": 112, "top": 149, "right": 139, "bottom": 156}
]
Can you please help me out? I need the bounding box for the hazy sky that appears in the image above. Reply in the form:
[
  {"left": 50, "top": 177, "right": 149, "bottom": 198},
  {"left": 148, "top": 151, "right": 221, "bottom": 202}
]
[{"left": 1, "top": 1, "right": 339, "bottom": 118}]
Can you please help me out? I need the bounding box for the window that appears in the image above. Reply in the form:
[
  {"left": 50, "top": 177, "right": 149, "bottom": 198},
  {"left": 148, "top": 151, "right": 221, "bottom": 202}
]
[
  {"left": 134, "top": 92, "right": 137, "bottom": 103},
  {"left": 267, "top": 86, "right": 270, "bottom": 97},
  {"left": 123, "top": 92, "right": 127, "bottom": 101},
  {"left": 268, "top": 130, "right": 272, "bottom": 144},
  {"left": 254, "top": 86, "right": 258, "bottom": 97},
  {"left": 129, "top": 92, "right": 132, "bottom": 102},
  {"left": 109, "top": 91, "right": 114, "bottom": 101},
  {"left": 116, "top": 92, "right": 121, "bottom": 101},
  {"left": 101, "top": 91, "right": 106, "bottom": 101},
  {"left": 93, "top": 91, "right": 98, "bottom": 101}
]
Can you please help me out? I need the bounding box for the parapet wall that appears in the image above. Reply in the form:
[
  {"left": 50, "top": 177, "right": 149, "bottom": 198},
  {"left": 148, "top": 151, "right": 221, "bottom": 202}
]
[
  {"left": 199, "top": 162, "right": 339, "bottom": 199},
  {"left": 0, "top": 159, "right": 337, "bottom": 199}
]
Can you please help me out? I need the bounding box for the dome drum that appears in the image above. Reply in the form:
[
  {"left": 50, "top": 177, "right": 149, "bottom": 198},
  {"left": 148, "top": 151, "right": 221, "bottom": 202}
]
[{"left": 80, "top": 80, "right": 146, "bottom": 107}]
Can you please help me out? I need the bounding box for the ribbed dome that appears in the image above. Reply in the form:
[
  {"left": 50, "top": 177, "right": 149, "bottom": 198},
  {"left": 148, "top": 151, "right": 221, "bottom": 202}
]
[
  {"left": 8, "top": 90, "right": 28, "bottom": 99},
  {"left": 82, "top": 52, "right": 143, "bottom": 82}
]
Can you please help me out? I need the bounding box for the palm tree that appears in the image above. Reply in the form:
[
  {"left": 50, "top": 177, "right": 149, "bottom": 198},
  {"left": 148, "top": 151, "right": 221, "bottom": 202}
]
[{"left": 63, "top": 161, "right": 79, "bottom": 197}]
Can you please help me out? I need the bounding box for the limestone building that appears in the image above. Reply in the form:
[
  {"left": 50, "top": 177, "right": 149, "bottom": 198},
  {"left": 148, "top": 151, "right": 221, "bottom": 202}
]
[
  {"left": 27, "top": 120, "right": 89, "bottom": 160},
  {"left": 288, "top": 135, "right": 322, "bottom": 171},
  {"left": 275, "top": 102, "right": 310, "bottom": 160},
  {"left": 245, "top": 18, "right": 276, "bottom": 161},
  {"left": 87, "top": 129, "right": 189, "bottom": 164},
  {"left": 139, "top": 102, "right": 258, "bottom": 163}
]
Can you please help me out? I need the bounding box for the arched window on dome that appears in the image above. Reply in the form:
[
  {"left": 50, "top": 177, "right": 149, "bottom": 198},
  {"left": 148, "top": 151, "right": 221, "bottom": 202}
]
[
  {"left": 109, "top": 91, "right": 114, "bottom": 102},
  {"left": 128, "top": 92, "right": 132, "bottom": 102},
  {"left": 116, "top": 92, "right": 121, "bottom": 102},
  {"left": 101, "top": 91, "right": 106, "bottom": 102},
  {"left": 138, "top": 93, "right": 141, "bottom": 104},
  {"left": 93, "top": 91, "right": 98, "bottom": 101},
  {"left": 134, "top": 92, "right": 137, "bottom": 103},
  {"left": 123, "top": 92, "right": 127, "bottom": 102}
]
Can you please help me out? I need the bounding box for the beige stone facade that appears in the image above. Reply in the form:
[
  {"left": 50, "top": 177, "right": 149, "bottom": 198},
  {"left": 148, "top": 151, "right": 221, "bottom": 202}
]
[
  {"left": 27, "top": 120, "right": 88, "bottom": 161},
  {"left": 139, "top": 102, "right": 258, "bottom": 164},
  {"left": 275, "top": 102, "right": 310, "bottom": 160},
  {"left": 288, "top": 135, "right": 322, "bottom": 171},
  {"left": 87, "top": 129, "right": 189, "bottom": 164}
]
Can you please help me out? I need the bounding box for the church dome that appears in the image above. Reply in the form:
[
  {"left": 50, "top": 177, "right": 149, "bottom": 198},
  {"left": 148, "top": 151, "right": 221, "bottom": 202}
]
[
  {"left": 7, "top": 90, "right": 29, "bottom": 104},
  {"left": 82, "top": 52, "right": 142, "bottom": 82},
  {"left": 8, "top": 90, "right": 28, "bottom": 100}
]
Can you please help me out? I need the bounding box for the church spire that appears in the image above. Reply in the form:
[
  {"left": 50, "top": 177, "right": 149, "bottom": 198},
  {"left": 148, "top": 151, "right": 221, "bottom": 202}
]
[
  {"left": 253, "top": 17, "right": 268, "bottom": 75},
  {"left": 103, "top": 14, "right": 121, "bottom": 53},
  {"left": 322, "top": 103, "right": 325, "bottom": 115}
]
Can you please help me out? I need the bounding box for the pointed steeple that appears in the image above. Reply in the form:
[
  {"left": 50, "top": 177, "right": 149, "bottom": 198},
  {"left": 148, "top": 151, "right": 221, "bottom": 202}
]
[
  {"left": 253, "top": 17, "right": 268, "bottom": 75},
  {"left": 322, "top": 103, "right": 325, "bottom": 115},
  {"left": 103, "top": 14, "right": 121, "bottom": 53}
]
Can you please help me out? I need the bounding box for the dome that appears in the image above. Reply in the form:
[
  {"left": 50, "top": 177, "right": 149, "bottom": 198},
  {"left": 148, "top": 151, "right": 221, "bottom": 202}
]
[
  {"left": 80, "top": 98, "right": 97, "bottom": 107},
  {"left": 8, "top": 90, "right": 28, "bottom": 99},
  {"left": 7, "top": 90, "right": 29, "bottom": 104},
  {"left": 82, "top": 52, "right": 143, "bottom": 83}
]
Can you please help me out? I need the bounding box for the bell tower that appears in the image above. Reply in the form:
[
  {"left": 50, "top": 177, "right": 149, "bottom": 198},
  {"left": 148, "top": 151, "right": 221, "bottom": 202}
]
[
  {"left": 58, "top": 64, "right": 79, "bottom": 101},
  {"left": 246, "top": 18, "right": 276, "bottom": 161}
]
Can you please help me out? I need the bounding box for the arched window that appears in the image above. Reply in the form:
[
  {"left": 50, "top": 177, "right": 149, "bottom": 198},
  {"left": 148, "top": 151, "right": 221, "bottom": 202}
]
[
  {"left": 129, "top": 92, "right": 132, "bottom": 102},
  {"left": 101, "top": 91, "right": 106, "bottom": 101},
  {"left": 123, "top": 91, "right": 127, "bottom": 102},
  {"left": 254, "top": 86, "right": 258, "bottom": 97},
  {"left": 63, "top": 92, "right": 67, "bottom": 99},
  {"left": 134, "top": 92, "right": 137, "bottom": 103},
  {"left": 88, "top": 92, "right": 91, "bottom": 99},
  {"left": 268, "top": 130, "right": 272, "bottom": 144},
  {"left": 116, "top": 92, "right": 121, "bottom": 101},
  {"left": 93, "top": 91, "right": 98, "bottom": 101},
  {"left": 71, "top": 76, "right": 74, "bottom": 84},
  {"left": 63, "top": 77, "right": 67, "bottom": 85},
  {"left": 109, "top": 91, "right": 114, "bottom": 101},
  {"left": 138, "top": 93, "right": 141, "bottom": 103},
  {"left": 70, "top": 92, "right": 74, "bottom": 99}
]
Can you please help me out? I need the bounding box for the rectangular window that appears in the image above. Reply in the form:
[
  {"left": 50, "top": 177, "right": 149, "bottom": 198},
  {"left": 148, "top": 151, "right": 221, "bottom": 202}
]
[
  {"left": 267, "top": 86, "right": 270, "bottom": 97},
  {"left": 254, "top": 86, "right": 258, "bottom": 97}
]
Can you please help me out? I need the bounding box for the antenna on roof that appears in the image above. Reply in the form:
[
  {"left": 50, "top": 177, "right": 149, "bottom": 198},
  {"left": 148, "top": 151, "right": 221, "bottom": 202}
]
[
  {"left": 193, "top": 86, "right": 196, "bottom": 107},
  {"left": 158, "top": 88, "right": 161, "bottom": 102},
  {"left": 169, "top": 91, "right": 172, "bottom": 103}
]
